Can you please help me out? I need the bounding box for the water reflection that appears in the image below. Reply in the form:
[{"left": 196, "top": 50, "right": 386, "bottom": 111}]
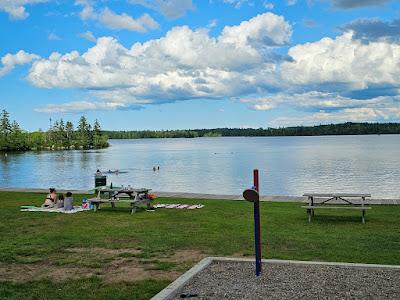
[{"left": 0, "top": 135, "right": 400, "bottom": 198}]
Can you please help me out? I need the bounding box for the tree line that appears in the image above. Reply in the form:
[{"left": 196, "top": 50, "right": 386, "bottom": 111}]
[
  {"left": 0, "top": 110, "right": 109, "bottom": 151},
  {"left": 104, "top": 122, "right": 400, "bottom": 139}
]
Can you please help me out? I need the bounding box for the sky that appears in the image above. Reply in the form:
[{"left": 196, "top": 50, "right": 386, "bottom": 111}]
[{"left": 1, "top": 0, "right": 400, "bottom": 131}]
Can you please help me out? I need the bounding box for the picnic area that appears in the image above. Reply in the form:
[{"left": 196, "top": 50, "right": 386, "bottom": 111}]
[{"left": 1, "top": 190, "right": 400, "bottom": 299}]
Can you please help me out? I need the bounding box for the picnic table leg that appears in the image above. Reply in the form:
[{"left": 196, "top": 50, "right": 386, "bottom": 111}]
[
  {"left": 361, "top": 196, "right": 366, "bottom": 224},
  {"left": 146, "top": 199, "right": 153, "bottom": 210},
  {"left": 307, "top": 208, "right": 311, "bottom": 222},
  {"left": 310, "top": 196, "right": 314, "bottom": 217},
  {"left": 94, "top": 203, "right": 99, "bottom": 212},
  {"left": 131, "top": 205, "right": 137, "bottom": 214},
  {"left": 111, "top": 202, "right": 115, "bottom": 209}
]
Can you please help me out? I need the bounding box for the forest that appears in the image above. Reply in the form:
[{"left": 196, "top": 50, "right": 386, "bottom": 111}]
[
  {"left": 3, "top": 106, "right": 400, "bottom": 151},
  {"left": 0, "top": 110, "right": 109, "bottom": 151},
  {"left": 104, "top": 122, "right": 400, "bottom": 139}
]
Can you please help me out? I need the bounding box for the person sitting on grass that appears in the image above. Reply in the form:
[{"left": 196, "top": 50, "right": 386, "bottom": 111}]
[
  {"left": 42, "top": 188, "right": 57, "bottom": 208},
  {"left": 64, "top": 192, "right": 74, "bottom": 211},
  {"left": 57, "top": 194, "right": 64, "bottom": 208}
]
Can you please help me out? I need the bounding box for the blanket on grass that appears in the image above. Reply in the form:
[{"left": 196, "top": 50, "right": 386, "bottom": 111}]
[
  {"left": 153, "top": 204, "right": 204, "bottom": 209},
  {"left": 20, "top": 206, "right": 90, "bottom": 214}
]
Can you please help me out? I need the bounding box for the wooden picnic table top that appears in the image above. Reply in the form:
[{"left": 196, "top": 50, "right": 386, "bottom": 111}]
[
  {"left": 97, "top": 187, "right": 151, "bottom": 194},
  {"left": 89, "top": 198, "right": 148, "bottom": 203},
  {"left": 303, "top": 193, "right": 371, "bottom": 198}
]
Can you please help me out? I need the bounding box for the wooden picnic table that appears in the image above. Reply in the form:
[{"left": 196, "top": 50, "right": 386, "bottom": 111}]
[
  {"left": 89, "top": 187, "right": 153, "bottom": 214},
  {"left": 302, "top": 193, "right": 372, "bottom": 224}
]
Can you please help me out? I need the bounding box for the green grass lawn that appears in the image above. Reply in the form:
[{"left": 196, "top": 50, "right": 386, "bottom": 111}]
[{"left": 0, "top": 191, "right": 399, "bottom": 299}]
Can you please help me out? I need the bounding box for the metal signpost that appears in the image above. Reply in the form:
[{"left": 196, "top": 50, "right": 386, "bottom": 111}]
[{"left": 243, "top": 169, "right": 262, "bottom": 276}]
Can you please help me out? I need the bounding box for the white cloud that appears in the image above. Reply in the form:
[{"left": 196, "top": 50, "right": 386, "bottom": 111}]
[
  {"left": 80, "top": 5, "right": 95, "bottom": 20},
  {"left": 263, "top": 2, "right": 274, "bottom": 9},
  {"left": 74, "top": 1, "right": 97, "bottom": 20},
  {"left": 0, "top": 0, "right": 46, "bottom": 20},
  {"left": 250, "top": 92, "right": 400, "bottom": 126},
  {"left": 223, "top": 0, "right": 252, "bottom": 8},
  {"left": 220, "top": 12, "right": 292, "bottom": 47},
  {"left": 287, "top": 0, "right": 297, "bottom": 5},
  {"left": 74, "top": 1, "right": 159, "bottom": 33},
  {"left": 34, "top": 101, "right": 135, "bottom": 113},
  {"left": 4, "top": 11, "right": 400, "bottom": 123},
  {"left": 331, "top": 0, "right": 390, "bottom": 9},
  {"left": 0, "top": 50, "right": 39, "bottom": 77},
  {"left": 242, "top": 91, "right": 394, "bottom": 111},
  {"left": 99, "top": 8, "right": 159, "bottom": 32},
  {"left": 254, "top": 103, "right": 275, "bottom": 110},
  {"left": 270, "top": 106, "right": 400, "bottom": 127},
  {"left": 207, "top": 19, "right": 218, "bottom": 29},
  {"left": 129, "top": 0, "right": 194, "bottom": 20},
  {"left": 282, "top": 32, "right": 400, "bottom": 90},
  {"left": 28, "top": 13, "right": 289, "bottom": 89},
  {"left": 26, "top": 13, "right": 291, "bottom": 112},
  {"left": 79, "top": 31, "right": 96, "bottom": 42},
  {"left": 48, "top": 32, "right": 61, "bottom": 41}
]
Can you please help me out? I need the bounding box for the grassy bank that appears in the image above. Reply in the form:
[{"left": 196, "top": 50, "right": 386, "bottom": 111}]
[{"left": 1, "top": 191, "right": 399, "bottom": 299}]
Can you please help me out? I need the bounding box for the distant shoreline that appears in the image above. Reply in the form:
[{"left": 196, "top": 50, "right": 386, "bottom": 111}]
[
  {"left": 103, "top": 122, "right": 400, "bottom": 139},
  {"left": 107, "top": 133, "right": 400, "bottom": 140}
]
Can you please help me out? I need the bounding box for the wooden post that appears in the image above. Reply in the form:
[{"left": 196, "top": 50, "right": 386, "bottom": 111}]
[{"left": 253, "top": 169, "right": 262, "bottom": 276}]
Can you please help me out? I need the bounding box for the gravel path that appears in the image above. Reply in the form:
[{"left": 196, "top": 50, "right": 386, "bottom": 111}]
[{"left": 171, "top": 261, "right": 400, "bottom": 299}]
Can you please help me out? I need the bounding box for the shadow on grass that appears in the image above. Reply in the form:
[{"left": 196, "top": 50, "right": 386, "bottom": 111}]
[
  {"left": 92, "top": 207, "right": 151, "bottom": 214},
  {"left": 310, "top": 215, "right": 366, "bottom": 224}
]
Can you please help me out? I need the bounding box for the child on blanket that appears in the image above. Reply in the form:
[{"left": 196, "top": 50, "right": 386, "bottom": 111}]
[
  {"left": 57, "top": 194, "right": 64, "bottom": 208},
  {"left": 64, "top": 192, "right": 74, "bottom": 211}
]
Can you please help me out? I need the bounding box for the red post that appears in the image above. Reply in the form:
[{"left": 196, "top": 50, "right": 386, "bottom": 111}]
[
  {"left": 253, "top": 169, "right": 262, "bottom": 276},
  {"left": 254, "top": 169, "right": 259, "bottom": 192}
]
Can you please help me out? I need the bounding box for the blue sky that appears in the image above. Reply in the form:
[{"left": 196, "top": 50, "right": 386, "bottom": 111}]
[{"left": 1, "top": 0, "right": 400, "bottom": 131}]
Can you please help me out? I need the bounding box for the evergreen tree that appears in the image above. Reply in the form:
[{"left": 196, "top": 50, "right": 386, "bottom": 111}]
[
  {"left": 77, "top": 116, "right": 90, "bottom": 148},
  {"left": 65, "top": 121, "right": 74, "bottom": 148},
  {"left": 9, "top": 120, "right": 28, "bottom": 150},
  {"left": 0, "top": 110, "right": 12, "bottom": 150},
  {"left": 28, "top": 130, "right": 46, "bottom": 150},
  {"left": 0, "top": 110, "right": 108, "bottom": 151},
  {"left": 93, "top": 119, "right": 103, "bottom": 148},
  {"left": 58, "top": 119, "right": 67, "bottom": 147}
]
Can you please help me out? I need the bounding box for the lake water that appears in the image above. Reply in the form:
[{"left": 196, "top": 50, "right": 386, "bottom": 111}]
[{"left": 1, "top": 135, "right": 400, "bottom": 198}]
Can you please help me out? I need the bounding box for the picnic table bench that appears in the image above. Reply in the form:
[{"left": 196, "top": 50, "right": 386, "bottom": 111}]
[
  {"left": 89, "top": 187, "right": 153, "bottom": 214},
  {"left": 302, "top": 193, "right": 371, "bottom": 224}
]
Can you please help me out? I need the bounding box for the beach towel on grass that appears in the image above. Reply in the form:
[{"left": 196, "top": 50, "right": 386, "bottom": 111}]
[
  {"left": 20, "top": 206, "right": 90, "bottom": 214},
  {"left": 153, "top": 204, "right": 204, "bottom": 209}
]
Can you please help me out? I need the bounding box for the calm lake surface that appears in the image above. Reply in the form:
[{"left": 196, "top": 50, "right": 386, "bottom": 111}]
[{"left": 1, "top": 135, "right": 400, "bottom": 198}]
